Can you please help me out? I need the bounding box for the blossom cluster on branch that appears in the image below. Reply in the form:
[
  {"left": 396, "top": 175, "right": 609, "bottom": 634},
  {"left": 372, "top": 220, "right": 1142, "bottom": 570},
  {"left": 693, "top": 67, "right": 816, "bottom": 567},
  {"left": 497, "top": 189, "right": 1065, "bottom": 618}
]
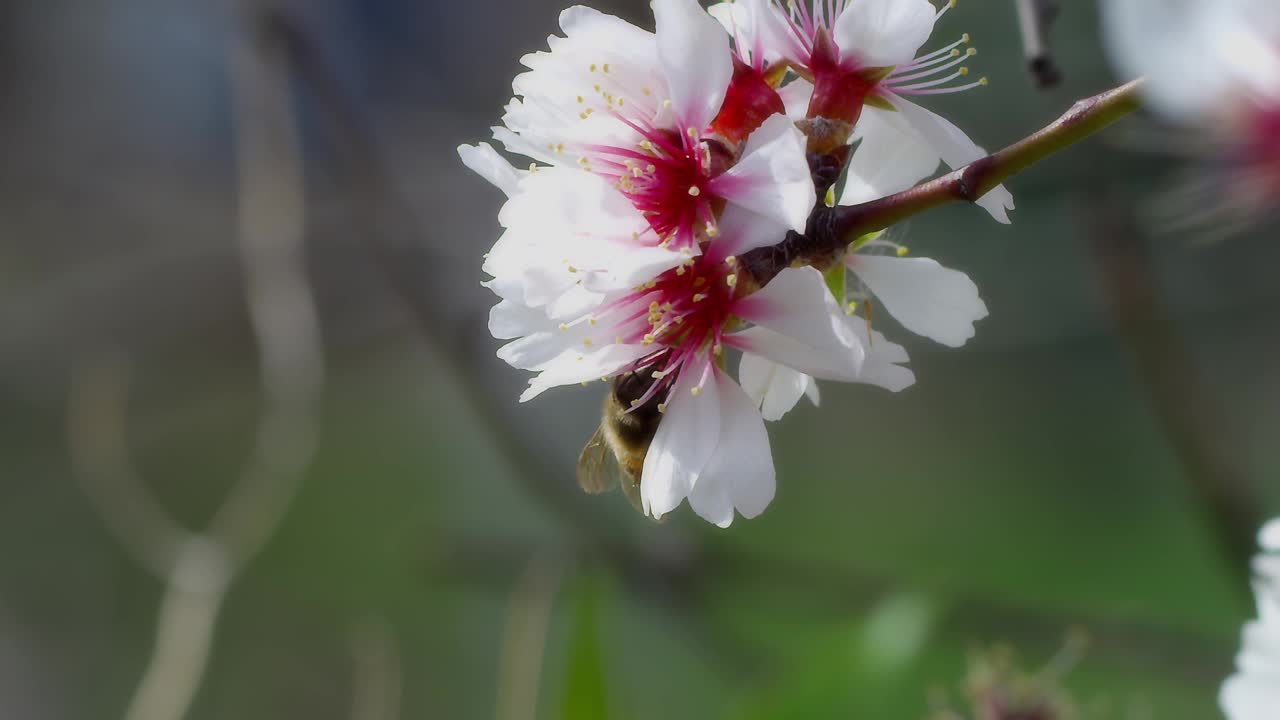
[{"left": 460, "top": 0, "right": 1010, "bottom": 527}]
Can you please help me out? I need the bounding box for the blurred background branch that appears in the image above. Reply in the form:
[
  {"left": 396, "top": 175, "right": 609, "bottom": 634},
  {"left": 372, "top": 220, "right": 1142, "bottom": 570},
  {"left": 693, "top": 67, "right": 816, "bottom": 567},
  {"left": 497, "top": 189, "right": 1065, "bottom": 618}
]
[
  {"left": 1016, "top": 0, "right": 1062, "bottom": 89},
  {"left": 1088, "top": 200, "right": 1262, "bottom": 578},
  {"left": 66, "top": 2, "right": 324, "bottom": 718}
]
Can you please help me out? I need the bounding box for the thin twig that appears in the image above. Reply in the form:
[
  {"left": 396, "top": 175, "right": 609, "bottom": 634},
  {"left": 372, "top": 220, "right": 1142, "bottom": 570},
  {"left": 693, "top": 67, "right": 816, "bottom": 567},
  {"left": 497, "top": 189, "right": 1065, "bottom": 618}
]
[
  {"left": 1015, "top": 0, "right": 1062, "bottom": 89},
  {"left": 494, "top": 553, "right": 564, "bottom": 720},
  {"left": 67, "top": 3, "right": 323, "bottom": 719},
  {"left": 832, "top": 79, "right": 1143, "bottom": 241}
]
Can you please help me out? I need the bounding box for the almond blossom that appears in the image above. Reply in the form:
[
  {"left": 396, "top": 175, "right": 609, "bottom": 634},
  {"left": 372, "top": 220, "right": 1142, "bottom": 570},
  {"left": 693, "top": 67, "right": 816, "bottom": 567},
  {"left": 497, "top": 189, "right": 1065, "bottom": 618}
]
[
  {"left": 1103, "top": 0, "right": 1280, "bottom": 235},
  {"left": 461, "top": 0, "right": 815, "bottom": 319},
  {"left": 493, "top": 226, "right": 864, "bottom": 527},
  {"left": 708, "top": 0, "right": 1016, "bottom": 223},
  {"left": 1221, "top": 520, "right": 1280, "bottom": 720}
]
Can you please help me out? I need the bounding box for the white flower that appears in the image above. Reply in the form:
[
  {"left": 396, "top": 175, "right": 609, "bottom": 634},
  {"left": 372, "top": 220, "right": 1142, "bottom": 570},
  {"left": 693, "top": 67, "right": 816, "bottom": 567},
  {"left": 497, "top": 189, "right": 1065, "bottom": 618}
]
[
  {"left": 738, "top": 234, "right": 982, "bottom": 421},
  {"left": 1102, "top": 0, "right": 1280, "bottom": 234},
  {"left": 709, "top": 0, "right": 1016, "bottom": 223},
  {"left": 460, "top": 0, "right": 815, "bottom": 316},
  {"left": 1221, "top": 519, "right": 1280, "bottom": 720},
  {"left": 493, "top": 220, "right": 866, "bottom": 526}
]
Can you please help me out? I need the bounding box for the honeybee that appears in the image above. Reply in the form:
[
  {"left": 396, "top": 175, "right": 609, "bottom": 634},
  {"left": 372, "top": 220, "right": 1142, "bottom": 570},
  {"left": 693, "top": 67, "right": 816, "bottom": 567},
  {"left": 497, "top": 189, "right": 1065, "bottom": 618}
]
[{"left": 576, "top": 372, "right": 665, "bottom": 515}]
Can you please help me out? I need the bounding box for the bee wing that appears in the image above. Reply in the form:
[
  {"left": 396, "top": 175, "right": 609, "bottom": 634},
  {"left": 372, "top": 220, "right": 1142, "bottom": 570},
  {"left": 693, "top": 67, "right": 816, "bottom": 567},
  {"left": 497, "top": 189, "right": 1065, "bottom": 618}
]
[{"left": 576, "top": 427, "right": 626, "bottom": 495}]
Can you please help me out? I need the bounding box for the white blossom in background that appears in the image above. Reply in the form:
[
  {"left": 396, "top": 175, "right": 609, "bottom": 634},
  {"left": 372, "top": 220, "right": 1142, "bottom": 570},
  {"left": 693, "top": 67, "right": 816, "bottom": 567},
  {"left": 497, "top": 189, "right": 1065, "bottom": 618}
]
[
  {"left": 1102, "top": 0, "right": 1280, "bottom": 234},
  {"left": 708, "top": 0, "right": 1016, "bottom": 223},
  {"left": 1221, "top": 520, "right": 1280, "bottom": 720}
]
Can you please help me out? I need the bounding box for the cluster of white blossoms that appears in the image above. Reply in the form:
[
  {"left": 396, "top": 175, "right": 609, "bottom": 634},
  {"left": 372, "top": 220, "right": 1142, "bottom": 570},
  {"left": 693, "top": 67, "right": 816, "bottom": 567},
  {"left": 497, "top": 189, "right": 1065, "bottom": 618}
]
[
  {"left": 1221, "top": 520, "right": 1280, "bottom": 720},
  {"left": 1103, "top": 0, "right": 1280, "bottom": 234},
  {"left": 460, "top": 0, "right": 1011, "bottom": 526}
]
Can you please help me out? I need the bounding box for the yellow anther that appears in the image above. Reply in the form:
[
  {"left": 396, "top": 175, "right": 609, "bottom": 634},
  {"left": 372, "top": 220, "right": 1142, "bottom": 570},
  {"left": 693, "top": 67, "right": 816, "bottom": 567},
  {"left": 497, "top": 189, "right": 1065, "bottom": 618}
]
[
  {"left": 630, "top": 399, "right": 641, "bottom": 408},
  {"left": 583, "top": 338, "right": 593, "bottom": 347},
  {"left": 691, "top": 386, "right": 702, "bottom": 397},
  {"left": 558, "top": 323, "right": 569, "bottom": 332},
  {"left": 896, "top": 245, "right": 909, "bottom": 257},
  {"left": 967, "top": 47, "right": 977, "bottom": 57},
  {"left": 846, "top": 301, "right": 858, "bottom": 315},
  {"left": 705, "top": 223, "right": 719, "bottom": 238},
  {"left": 713, "top": 343, "right": 723, "bottom": 356},
  {"left": 824, "top": 186, "right": 836, "bottom": 208},
  {"left": 555, "top": 143, "right": 564, "bottom": 153},
  {"left": 657, "top": 402, "right": 667, "bottom": 413},
  {"left": 528, "top": 163, "right": 538, "bottom": 172},
  {"left": 589, "top": 63, "right": 597, "bottom": 72},
  {"left": 676, "top": 266, "right": 687, "bottom": 276},
  {"left": 576, "top": 95, "right": 584, "bottom": 103},
  {"left": 577, "top": 355, "right": 585, "bottom": 361},
  {"left": 663, "top": 99, "right": 673, "bottom": 108},
  {"left": 693, "top": 293, "right": 708, "bottom": 303},
  {"left": 646, "top": 164, "right": 656, "bottom": 173},
  {"left": 589, "top": 317, "right": 597, "bottom": 326},
  {"left": 979, "top": 77, "right": 989, "bottom": 86},
  {"left": 687, "top": 127, "right": 697, "bottom": 138},
  {"left": 961, "top": 32, "right": 970, "bottom": 43},
  {"left": 950, "top": 49, "right": 960, "bottom": 58},
  {"left": 642, "top": 87, "right": 652, "bottom": 96},
  {"left": 643, "top": 333, "right": 656, "bottom": 345},
  {"left": 726, "top": 274, "right": 738, "bottom": 288},
  {"left": 617, "top": 97, "right": 625, "bottom": 107},
  {"left": 603, "top": 63, "right": 610, "bottom": 73},
  {"left": 958, "top": 67, "right": 970, "bottom": 76},
  {"left": 724, "top": 255, "right": 737, "bottom": 266},
  {"left": 688, "top": 186, "right": 701, "bottom": 197}
]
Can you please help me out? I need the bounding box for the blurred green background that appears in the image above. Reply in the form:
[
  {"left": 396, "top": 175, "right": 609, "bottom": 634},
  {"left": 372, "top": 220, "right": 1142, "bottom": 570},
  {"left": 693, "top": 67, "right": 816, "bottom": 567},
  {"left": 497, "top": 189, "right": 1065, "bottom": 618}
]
[{"left": 2, "top": 1, "right": 1278, "bottom": 718}]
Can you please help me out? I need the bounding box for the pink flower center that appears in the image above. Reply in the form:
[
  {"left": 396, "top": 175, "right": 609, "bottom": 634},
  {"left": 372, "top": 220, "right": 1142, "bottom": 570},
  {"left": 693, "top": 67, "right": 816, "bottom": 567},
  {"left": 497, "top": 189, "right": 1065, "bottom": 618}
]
[
  {"left": 601, "top": 254, "right": 741, "bottom": 406},
  {"left": 1246, "top": 102, "right": 1280, "bottom": 191},
  {"left": 589, "top": 125, "right": 729, "bottom": 253}
]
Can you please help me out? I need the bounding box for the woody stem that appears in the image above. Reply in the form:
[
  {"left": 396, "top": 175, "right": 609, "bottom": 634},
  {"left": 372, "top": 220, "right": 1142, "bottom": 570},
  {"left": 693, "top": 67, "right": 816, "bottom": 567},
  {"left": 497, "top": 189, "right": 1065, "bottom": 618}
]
[{"left": 741, "top": 79, "right": 1145, "bottom": 285}]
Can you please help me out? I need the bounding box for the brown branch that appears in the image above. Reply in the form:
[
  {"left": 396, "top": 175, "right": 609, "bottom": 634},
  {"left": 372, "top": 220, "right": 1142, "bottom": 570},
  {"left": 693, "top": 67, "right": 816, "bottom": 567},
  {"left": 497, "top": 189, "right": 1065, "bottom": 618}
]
[{"left": 833, "top": 79, "right": 1143, "bottom": 241}]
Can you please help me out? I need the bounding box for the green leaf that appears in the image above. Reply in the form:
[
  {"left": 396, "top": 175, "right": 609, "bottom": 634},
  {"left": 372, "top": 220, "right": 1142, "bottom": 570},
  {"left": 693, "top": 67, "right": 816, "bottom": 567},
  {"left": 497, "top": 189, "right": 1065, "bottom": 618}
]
[
  {"left": 561, "top": 573, "right": 609, "bottom": 720},
  {"left": 823, "top": 263, "right": 846, "bottom": 303}
]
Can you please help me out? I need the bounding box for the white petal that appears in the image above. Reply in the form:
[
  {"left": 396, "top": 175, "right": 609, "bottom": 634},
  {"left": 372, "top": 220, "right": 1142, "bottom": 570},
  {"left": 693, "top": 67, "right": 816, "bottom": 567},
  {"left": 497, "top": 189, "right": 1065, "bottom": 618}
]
[
  {"left": 738, "top": 352, "right": 810, "bottom": 421},
  {"left": 730, "top": 267, "right": 864, "bottom": 378},
  {"left": 488, "top": 299, "right": 553, "bottom": 340},
  {"left": 1222, "top": 673, "right": 1280, "bottom": 720},
  {"left": 1261, "top": 520, "right": 1280, "bottom": 552},
  {"left": 687, "top": 369, "right": 775, "bottom": 526},
  {"left": 709, "top": 113, "right": 815, "bottom": 232},
  {"left": 708, "top": 0, "right": 800, "bottom": 68},
  {"left": 706, "top": 205, "right": 790, "bottom": 261},
  {"left": 641, "top": 358, "right": 720, "bottom": 519},
  {"left": 803, "top": 376, "right": 821, "bottom": 406},
  {"left": 458, "top": 143, "right": 524, "bottom": 197},
  {"left": 519, "top": 343, "right": 654, "bottom": 402},
  {"left": 832, "top": 0, "right": 937, "bottom": 68},
  {"left": 848, "top": 319, "right": 916, "bottom": 393},
  {"left": 653, "top": 0, "right": 733, "bottom": 130},
  {"left": 887, "top": 95, "right": 1016, "bottom": 224},
  {"left": 848, "top": 255, "right": 987, "bottom": 348},
  {"left": 777, "top": 78, "right": 814, "bottom": 121},
  {"left": 840, "top": 106, "right": 941, "bottom": 205}
]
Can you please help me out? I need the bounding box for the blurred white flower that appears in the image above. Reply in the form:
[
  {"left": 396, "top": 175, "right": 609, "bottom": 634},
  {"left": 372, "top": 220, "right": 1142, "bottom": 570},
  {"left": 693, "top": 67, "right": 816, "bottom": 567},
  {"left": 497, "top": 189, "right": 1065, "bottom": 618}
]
[
  {"left": 709, "top": 0, "right": 1016, "bottom": 223},
  {"left": 1221, "top": 519, "right": 1280, "bottom": 720},
  {"left": 1102, "top": 0, "right": 1280, "bottom": 235}
]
